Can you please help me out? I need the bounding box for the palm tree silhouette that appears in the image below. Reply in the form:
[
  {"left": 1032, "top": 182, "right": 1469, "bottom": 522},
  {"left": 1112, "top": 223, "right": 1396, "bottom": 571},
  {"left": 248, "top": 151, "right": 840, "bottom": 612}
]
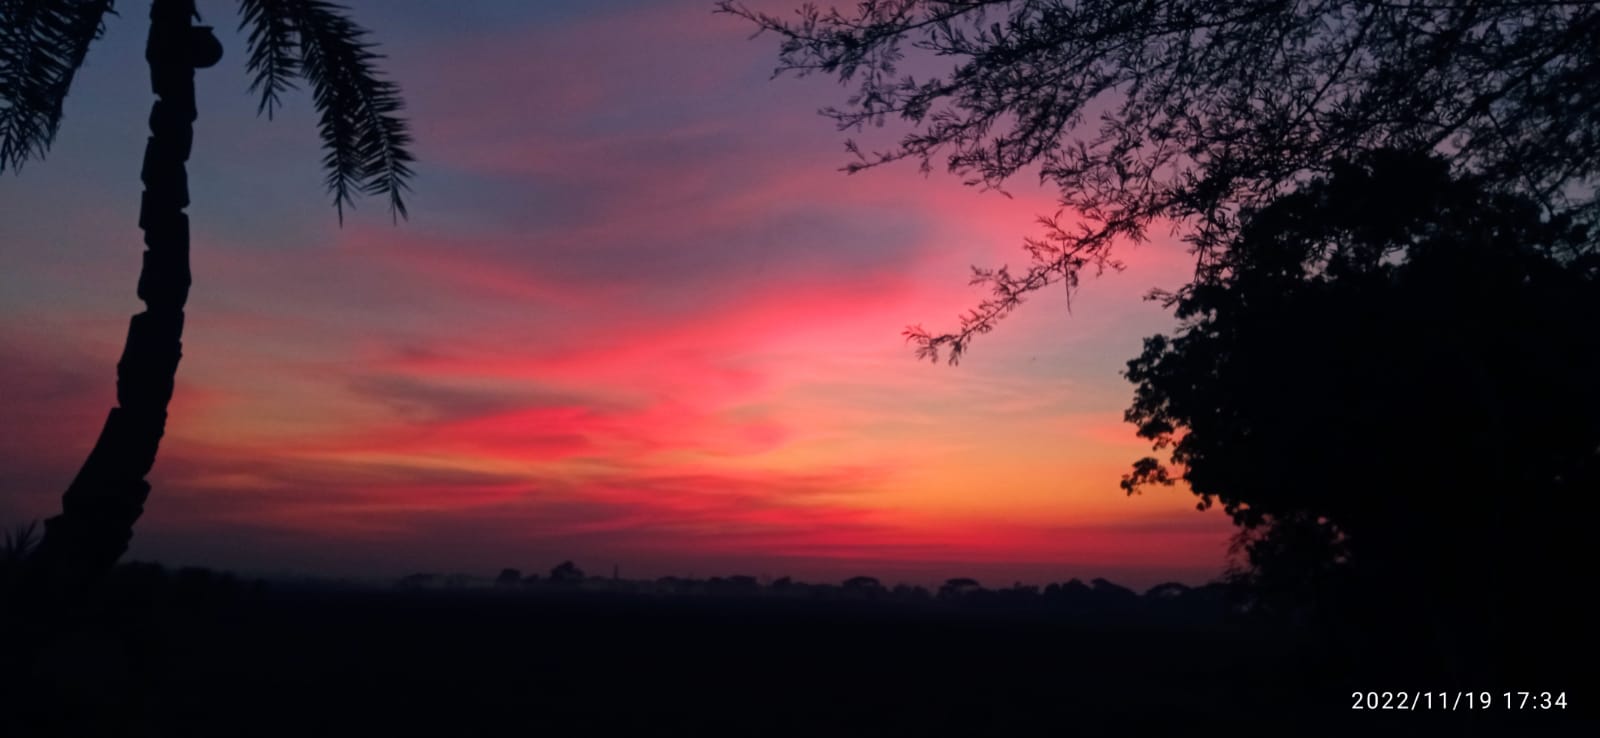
[{"left": 1, "top": 0, "right": 414, "bottom": 587}]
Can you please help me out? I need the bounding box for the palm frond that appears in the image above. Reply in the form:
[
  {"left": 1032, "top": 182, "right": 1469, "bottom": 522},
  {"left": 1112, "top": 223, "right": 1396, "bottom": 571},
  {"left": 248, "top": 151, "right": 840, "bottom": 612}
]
[
  {"left": 238, "top": 0, "right": 298, "bottom": 119},
  {"left": 0, "top": 0, "right": 114, "bottom": 173},
  {"left": 243, "top": 0, "right": 413, "bottom": 223}
]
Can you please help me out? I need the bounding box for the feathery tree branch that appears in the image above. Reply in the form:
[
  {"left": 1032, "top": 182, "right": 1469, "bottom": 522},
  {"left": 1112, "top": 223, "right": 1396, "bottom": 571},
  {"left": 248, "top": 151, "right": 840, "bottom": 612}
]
[
  {"left": 238, "top": 0, "right": 296, "bottom": 119},
  {"left": 722, "top": 0, "right": 1600, "bottom": 364},
  {"left": 243, "top": 0, "right": 413, "bottom": 222},
  {"left": 0, "top": 0, "right": 114, "bottom": 172}
]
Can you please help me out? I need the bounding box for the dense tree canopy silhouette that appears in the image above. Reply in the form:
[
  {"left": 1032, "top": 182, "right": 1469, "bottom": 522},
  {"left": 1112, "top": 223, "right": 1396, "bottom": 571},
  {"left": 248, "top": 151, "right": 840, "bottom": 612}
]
[
  {"left": 1, "top": 0, "right": 412, "bottom": 587},
  {"left": 549, "top": 560, "right": 585, "bottom": 584},
  {"left": 720, "top": 0, "right": 1600, "bottom": 362},
  {"left": 1121, "top": 149, "right": 1598, "bottom": 677}
]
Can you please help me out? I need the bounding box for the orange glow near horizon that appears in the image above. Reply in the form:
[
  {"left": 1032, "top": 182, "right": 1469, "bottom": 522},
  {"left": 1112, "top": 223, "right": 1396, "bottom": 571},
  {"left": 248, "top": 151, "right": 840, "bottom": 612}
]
[{"left": 0, "top": 1, "right": 1232, "bottom": 589}]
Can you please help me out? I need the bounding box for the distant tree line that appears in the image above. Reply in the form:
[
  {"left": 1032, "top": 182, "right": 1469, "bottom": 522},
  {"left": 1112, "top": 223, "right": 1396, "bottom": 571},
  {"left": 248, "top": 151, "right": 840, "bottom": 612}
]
[{"left": 392, "top": 561, "right": 1233, "bottom": 621}]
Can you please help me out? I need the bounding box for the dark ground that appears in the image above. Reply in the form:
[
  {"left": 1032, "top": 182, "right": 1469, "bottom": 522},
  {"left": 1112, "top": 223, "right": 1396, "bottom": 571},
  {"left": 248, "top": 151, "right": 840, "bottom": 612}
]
[{"left": 2, "top": 569, "right": 1591, "bottom": 737}]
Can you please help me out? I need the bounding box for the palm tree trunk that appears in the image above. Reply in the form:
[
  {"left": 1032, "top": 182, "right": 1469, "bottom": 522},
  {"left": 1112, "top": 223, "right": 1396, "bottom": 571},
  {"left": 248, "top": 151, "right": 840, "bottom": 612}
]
[{"left": 31, "top": 0, "right": 203, "bottom": 588}]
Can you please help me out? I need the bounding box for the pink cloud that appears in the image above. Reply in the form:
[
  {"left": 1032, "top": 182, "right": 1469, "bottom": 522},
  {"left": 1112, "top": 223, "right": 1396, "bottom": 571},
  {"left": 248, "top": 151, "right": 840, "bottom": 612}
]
[{"left": 4, "top": 0, "right": 1232, "bottom": 588}]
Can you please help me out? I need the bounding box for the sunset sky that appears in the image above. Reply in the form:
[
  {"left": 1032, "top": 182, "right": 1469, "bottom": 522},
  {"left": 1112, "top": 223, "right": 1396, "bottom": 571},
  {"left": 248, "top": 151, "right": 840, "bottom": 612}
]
[{"left": 0, "top": 0, "right": 1232, "bottom": 589}]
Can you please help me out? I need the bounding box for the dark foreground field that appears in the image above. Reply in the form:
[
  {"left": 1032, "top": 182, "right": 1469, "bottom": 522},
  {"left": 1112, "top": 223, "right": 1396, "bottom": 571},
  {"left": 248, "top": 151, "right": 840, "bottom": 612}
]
[{"left": 3, "top": 569, "right": 1591, "bottom": 737}]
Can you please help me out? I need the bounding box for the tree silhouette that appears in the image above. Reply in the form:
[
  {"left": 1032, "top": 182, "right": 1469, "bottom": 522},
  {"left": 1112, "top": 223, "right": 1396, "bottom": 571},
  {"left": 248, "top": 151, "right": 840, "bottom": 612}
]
[
  {"left": 842, "top": 575, "right": 882, "bottom": 590},
  {"left": 720, "top": 0, "right": 1599, "bottom": 362},
  {"left": 1121, "top": 149, "right": 1598, "bottom": 677},
  {"left": 937, "top": 577, "right": 980, "bottom": 600},
  {"left": 2, "top": 0, "right": 413, "bottom": 588},
  {"left": 549, "top": 560, "right": 585, "bottom": 584}
]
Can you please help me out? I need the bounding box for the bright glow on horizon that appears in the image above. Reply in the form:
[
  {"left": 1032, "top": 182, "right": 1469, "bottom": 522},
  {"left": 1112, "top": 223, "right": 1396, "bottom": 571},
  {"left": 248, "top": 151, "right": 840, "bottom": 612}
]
[{"left": 0, "top": 1, "right": 1231, "bottom": 590}]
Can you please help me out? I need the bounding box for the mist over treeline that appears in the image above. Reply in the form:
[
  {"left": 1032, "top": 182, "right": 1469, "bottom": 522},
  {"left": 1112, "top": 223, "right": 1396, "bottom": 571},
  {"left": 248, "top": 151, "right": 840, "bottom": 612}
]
[
  {"left": 396, "top": 560, "right": 1228, "bottom": 615},
  {"left": 0, "top": 553, "right": 1329, "bottom": 629}
]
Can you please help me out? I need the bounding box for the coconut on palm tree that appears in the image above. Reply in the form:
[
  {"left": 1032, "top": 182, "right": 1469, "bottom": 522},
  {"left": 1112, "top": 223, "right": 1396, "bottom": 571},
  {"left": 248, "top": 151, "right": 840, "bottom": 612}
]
[{"left": 0, "top": 0, "right": 414, "bottom": 588}]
